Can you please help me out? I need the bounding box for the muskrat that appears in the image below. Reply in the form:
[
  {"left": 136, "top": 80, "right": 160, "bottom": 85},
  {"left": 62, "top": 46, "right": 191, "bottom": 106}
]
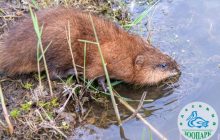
[{"left": 0, "top": 7, "right": 180, "bottom": 88}]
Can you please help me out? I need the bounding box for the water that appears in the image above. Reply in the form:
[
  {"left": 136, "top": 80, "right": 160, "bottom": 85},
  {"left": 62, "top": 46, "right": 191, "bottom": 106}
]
[{"left": 72, "top": 0, "right": 220, "bottom": 139}]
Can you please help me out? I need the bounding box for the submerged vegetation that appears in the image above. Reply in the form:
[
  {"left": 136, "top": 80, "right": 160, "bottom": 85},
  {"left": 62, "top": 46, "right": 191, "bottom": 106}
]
[{"left": 0, "top": 0, "right": 167, "bottom": 139}]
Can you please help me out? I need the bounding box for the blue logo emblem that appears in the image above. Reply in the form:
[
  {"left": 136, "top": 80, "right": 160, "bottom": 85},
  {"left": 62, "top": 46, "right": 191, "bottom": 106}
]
[
  {"left": 178, "top": 102, "right": 218, "bottom": 140},
  {"left": 186, "top": 111, "right": 209, "bottom": 128}
]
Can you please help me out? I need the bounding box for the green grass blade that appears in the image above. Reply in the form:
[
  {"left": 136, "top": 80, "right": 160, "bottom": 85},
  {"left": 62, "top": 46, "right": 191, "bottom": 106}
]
[
  {"left": 124, "top": 0, "right": 160, "bottom": 30},
  {"left": 89, "top": 13, "right": 122, "bottom": 125},
  {"left": 83, "top": 42, "right": 87, "bottom": 85}
]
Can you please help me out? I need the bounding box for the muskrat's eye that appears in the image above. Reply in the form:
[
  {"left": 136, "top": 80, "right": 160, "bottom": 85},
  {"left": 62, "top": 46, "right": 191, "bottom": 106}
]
[{"left": 157, "top": 63, "right": 168, "bottom": 69}]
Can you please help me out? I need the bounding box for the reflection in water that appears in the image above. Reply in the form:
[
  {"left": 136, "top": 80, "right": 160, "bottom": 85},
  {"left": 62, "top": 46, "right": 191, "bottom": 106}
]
[
  {"left": 72, "top": 0, "right": 220, "bottom": 139},
  {"left": 115, "top": 80, "right": 180, "bottom": 118}
]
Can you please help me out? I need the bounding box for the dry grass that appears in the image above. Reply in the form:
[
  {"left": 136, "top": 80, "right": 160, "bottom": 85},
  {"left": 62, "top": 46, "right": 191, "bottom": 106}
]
[{"left": 0, "top": 83, "right": 13, "bottom": 135}]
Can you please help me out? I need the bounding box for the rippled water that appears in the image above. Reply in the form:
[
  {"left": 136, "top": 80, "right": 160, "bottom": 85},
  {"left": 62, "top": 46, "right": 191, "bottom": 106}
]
[{"left": 72, "top": 0, "right": 220, "bottom": 139}]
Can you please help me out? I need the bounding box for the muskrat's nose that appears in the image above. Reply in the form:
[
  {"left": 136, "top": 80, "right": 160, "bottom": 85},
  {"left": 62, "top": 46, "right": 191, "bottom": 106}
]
[{"left": 171, "top": 68, "right": 181, "bottom": 76}]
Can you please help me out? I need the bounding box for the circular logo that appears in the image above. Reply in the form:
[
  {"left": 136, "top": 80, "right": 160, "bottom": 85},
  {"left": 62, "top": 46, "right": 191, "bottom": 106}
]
[{"left": 178, "top": 102, "right": 218, "bottom": 140}]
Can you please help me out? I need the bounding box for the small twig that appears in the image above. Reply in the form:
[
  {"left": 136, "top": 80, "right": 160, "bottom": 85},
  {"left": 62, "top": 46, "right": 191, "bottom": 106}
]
[
  {"left": 0, "top": 15, "right": 21, "bottom": 18},
  {"left": 23, "top": 117, "right": 38, "bottom": 132},
  {"left": 122, "top": 91, "right": 147, "bottom": 123},
  {"left": 115, "top": 91, "right": 167, "bottom": 140},
  {"left": 37, "top": 108, "right": 67, "bottom": 138},
  {"left": 35, "top": 109, "right": 45, "bottom": 122},
  {"left": 66, "top": 21, "right": 80, "bottom": 83},
  {"left": 57, "top": 86, "right": 73, "bottom": 113},
  {"left": 40, "top": 122, "right": 67, "bottom": 138},
  {"left": 83, "top": 107, "right": 92, "bottom": 120},
  {"left": 0, "top": 119, "right": 6, "bottom": 128},
  {"left": 78, "top": 39, "right": 98, "bottom": 45},
  {"left": 119, "top": 126, "right": 129, "bottom": 140},
  {"left": 83, "top": 42, "right": 87, "bottom": 85},
  {"left": 0, "top": 84, "right": 14, "bottom": 134},
  {"left": 72, "top": 85, "right": 84, "bottom": 116},
  {"left": 62, "top": 84, "right": 84, "bottom": 117}
]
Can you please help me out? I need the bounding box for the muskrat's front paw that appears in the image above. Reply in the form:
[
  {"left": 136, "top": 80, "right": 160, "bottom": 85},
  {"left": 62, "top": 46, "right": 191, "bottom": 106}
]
[
  {"left": 62, "top": 68, "right": 76, "bottom": 78},
  {"left": 49, "top": 68, "right": 76, "bottom": 80},
  {"left": 98, "top": 76, "right": 108, "bottom": 93}
]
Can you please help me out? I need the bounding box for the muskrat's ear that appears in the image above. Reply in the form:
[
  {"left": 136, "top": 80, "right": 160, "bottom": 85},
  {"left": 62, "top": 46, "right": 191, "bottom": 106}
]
[{"left": 135, "top": 55, "right": 144, "bottom": 69}]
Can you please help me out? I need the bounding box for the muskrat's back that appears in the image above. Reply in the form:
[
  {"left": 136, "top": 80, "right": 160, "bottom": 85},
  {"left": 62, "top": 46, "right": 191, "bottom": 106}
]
[
  {"left": 0, "top": 7, "right": 180, "bottom": 85},
  {"left": 0, "top": 8, "right": 123, "bottom": 74}
]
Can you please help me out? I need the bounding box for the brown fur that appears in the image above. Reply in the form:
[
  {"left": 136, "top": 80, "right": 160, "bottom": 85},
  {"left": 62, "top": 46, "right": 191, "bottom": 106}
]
[{"left": 0, "top": 7, "right": 180, "bottom": 85}]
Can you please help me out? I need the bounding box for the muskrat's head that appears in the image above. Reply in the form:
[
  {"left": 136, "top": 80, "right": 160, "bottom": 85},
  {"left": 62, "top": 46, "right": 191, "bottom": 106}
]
[{"left": 132, "top": 47, "right": 180, "bottom": 85}]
